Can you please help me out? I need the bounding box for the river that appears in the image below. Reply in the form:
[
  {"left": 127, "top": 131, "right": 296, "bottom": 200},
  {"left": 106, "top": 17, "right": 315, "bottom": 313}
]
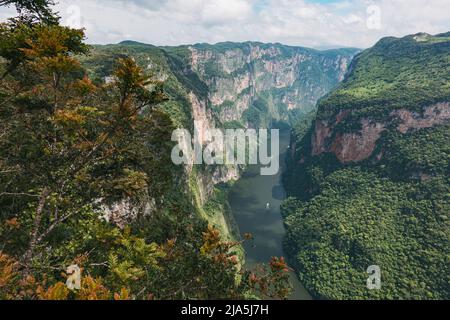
[{"left": 228, "top": 130, "right": 312, "bottom": 300}]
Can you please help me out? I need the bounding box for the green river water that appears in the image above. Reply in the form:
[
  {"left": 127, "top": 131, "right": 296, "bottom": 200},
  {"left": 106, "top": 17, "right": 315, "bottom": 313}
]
[{"left": 228, "top": 130, "right": 312, "bottom": 300}]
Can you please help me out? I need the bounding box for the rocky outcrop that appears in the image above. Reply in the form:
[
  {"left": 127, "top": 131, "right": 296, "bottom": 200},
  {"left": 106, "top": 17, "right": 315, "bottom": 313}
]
[
  {"left": 194, "top": 166, "right": 240, "bottom": 205},
  {"left": 189, "top": 92, "right": 215, "bottom": 146},
  {"left": 101, "top": 198, "right": 156, "bottom": 229},
  {"left": 188, "top": 92, "right": 241, "bottom": 203},
  {"left": 392, "top": 102, "right": 450, "bottom": 133},
  {"left": 330, "top": 120, "right": 385, "bottom": 163},
  {"left": 311, "top": 102, "right": 450, "bottom": 163},
  {"left": 189, "top": 44, "right": 357, "bottom": 124},
  {"left": 311, "top": 120, "right": 332, "bottom": 156}
]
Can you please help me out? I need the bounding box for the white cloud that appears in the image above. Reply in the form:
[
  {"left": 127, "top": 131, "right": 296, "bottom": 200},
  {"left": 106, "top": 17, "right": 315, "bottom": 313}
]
[
  {"left": 0, "top": 0, "right": 449, "bottom": 48},
  {"left": 343, "top": 14, "right": 365, "bottom": 25},
  {"left": 201, "top": 0, "right": 252, "bottom": 26}
]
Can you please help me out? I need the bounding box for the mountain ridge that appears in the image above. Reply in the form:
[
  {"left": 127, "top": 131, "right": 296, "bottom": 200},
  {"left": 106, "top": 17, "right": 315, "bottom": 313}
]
[
  {"left": 282, "top": 31, "right": 450, "bottom": 300},
  {"left": 86, "top": 41, "right": 359, "bottom": 128},
  {"left": 117, "top": 39, "right": 361, "bottom": 53}
]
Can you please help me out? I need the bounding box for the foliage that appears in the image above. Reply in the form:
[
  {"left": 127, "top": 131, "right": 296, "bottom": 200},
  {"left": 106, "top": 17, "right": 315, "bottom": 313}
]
[
  {"left": 0, "top": 0, "right": 58, "bottom": 24},
  {"left": 0, "top": 2, "right": 291, "bottom": 300},
  {"left": 377, "top": 123, "right": 450, "bottom": 179},
  {"left": 282, "top": 169, "right": 449, "bottom": 299},
  {"left": 317, "top": 33, "right": 450, "bottom": 122},
  {"left": 282, "top": 32, "right": 450, "bottom": 300}
]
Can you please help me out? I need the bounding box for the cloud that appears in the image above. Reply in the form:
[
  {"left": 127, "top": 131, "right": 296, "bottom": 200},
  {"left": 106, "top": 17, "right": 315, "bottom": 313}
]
[
  {"left": 0, "top": 0, "right": 449, "bottom": 48},
  {"left": 201, "top": 0, "right": 252, "bottom": 26}
]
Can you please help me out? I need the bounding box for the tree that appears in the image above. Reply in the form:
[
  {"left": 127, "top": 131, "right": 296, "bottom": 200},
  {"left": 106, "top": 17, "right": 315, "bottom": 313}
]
[
  {"left": 0, "top": 1, "right": 292, "bottom": 300},
  {"left": 0, "top": 0, "right": 58, "bottom": 24}
]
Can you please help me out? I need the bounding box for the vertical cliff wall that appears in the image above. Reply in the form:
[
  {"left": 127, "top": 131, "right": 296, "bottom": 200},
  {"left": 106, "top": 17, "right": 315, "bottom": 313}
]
[
  {"left": 282, "top": 32, "right": 450, "bottom": 300},
  {"left": 187, "top": 42, "right": 357, "bottom": 127},
  {"left": 81, "top": 40, "right": 358, "bottom": 244}
]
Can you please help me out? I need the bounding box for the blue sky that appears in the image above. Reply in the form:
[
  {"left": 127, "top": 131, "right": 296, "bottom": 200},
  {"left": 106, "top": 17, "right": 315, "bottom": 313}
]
[{"left": 1, "top": 0, "right": 449, "bottom": 48}]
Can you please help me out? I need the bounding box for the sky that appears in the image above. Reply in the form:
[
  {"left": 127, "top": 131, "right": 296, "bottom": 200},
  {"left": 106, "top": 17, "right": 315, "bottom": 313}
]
[{"left": 0, "top": 0, "right": 449, "bottom": 49}]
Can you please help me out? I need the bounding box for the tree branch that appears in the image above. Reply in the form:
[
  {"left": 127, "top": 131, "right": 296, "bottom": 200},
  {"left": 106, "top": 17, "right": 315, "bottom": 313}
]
[{"left": 22, "top": 187, "right": 50, "bottom": 273}]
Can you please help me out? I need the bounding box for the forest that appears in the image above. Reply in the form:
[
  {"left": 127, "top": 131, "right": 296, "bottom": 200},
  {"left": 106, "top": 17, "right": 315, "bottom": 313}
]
[
  {"left": 282, "top": 31, "right": 449, "bottom": 299},
  {"left": 1, "top": 0, "right": 448, "bottom": 302},
  {"left": 0, "top": 0, "right": 291, "bottom": 300}
]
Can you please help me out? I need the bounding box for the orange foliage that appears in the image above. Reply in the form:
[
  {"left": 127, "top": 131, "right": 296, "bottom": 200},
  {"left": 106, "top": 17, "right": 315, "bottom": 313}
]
[
  {"left": 0, "top": 252, "right": 18, "bottom": 289},
  {"left": 77, "top": 276, "right": 111, "bottom": 300},
  {"left": 114, "top": 288, "right": 130, "bottom": 300},
  {"left": 269, "top": 256, "right": 290, "bottom": 272},
  {"left": 4, "top": 217, "right": 20, "bottom": 230},
  {"left": 36, "top": 282, "right": 69, "bottom": 300},
  {"left": 200, "top": 224, "right": 221, "bottom": 255}
]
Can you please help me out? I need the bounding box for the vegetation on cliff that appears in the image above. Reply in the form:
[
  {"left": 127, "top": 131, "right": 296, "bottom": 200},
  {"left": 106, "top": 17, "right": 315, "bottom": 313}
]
[
  {"left": 318, "top": 32, "right": 450, "bottom": 121},
  {"left": 0, "top": 0, "right": 291, "bottom": 300},
  {"left": 81, "top": 40, "right": 357, "bottom": 131},
  {"left": 283, "top": 33, "right": 450, "bottom": 299}
]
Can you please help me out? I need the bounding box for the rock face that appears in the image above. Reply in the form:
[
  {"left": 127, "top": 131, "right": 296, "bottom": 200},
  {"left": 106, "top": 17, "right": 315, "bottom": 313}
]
[
  {"left": 307, "top": 32, "right": 450, "bottom": 165},
  {"left": 311, "top": 102, "right": 450, "bottom": 163},
  {"left": 392, "top": 102, "right": 450, "bottom": 134},
  {"left": 85, "top": 41, "right": 358, "bottom": 231},
  {"left": 183, "top": 43, "right": 357, "bottom": 193},
  {"left": 330, "top": 120, "right": 385, "bottom": 163},
  {"left": 311, "top": 120, "right": 332, "bottom": 156},
  {"left": 187, "top": 91, "right": 241, "bottom": 202},
  {"left": 188, "top": 43, "right": 357, "bottom": 124},
  {"left": 101, "top": 198, "right": 156, "bottom": 229}
]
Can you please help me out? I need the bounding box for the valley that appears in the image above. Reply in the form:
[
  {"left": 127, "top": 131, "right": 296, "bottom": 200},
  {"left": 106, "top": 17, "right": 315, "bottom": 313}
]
[
  {"left": 0, "top": 0, "right": 448, "bottom": 300},
  {"left": 77, "top": 40, "right": 358, "bottom": 299},
  {"left": 229, "top": 130, "right": 311, "bottom": 300},
  {"left": 81, "top": 41, "right": 358, "bottom": 253}
]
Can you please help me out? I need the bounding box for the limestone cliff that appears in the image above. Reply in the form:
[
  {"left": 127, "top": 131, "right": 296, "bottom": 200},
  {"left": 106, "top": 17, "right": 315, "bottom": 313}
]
[
  {"left": 82, "top": 40, "right": 358, "bottom": 241},
  {"left": 187, "top": 43, "right": 357, "bottom": 126},
  {"left": 311, "top": 102, "right": 450, "bottom": 163},
  {"left": 298, "top": 32, "right": 450, "bottom": 165},
  {"left": 282, "top": 32, "right": 450, "bottom": 300}
]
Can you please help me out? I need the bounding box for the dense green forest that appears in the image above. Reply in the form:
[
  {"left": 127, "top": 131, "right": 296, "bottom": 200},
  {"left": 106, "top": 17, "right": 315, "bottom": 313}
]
[
  {"left": 0, "top": 0, "right": 291, "bottom": 300},
  {"left": 2, "top": 0, "right": 448, "bottom": 302},
  {"left": 317, "top": 32, "right": 450, "bottom": 120},
  {"left": 283, "top": 33, "right": 450, "bottom": 299}
]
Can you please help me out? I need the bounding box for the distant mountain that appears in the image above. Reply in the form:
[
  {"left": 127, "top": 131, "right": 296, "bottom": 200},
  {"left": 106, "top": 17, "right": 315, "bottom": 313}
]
[
  {"left": 184, "top": 42, "right": 358, "bottom": 127},
  {"left": 283, "top": 32, "right": 450, "bottom": 299}
]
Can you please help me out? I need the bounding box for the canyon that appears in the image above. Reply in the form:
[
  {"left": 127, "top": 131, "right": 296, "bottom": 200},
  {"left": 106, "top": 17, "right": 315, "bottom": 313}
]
[
  {"left": 82, "top": 41, "right": 359, "bottom": 243},
  {"left": 282, "top": 32, "right": 450, "bottom": 299}
]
